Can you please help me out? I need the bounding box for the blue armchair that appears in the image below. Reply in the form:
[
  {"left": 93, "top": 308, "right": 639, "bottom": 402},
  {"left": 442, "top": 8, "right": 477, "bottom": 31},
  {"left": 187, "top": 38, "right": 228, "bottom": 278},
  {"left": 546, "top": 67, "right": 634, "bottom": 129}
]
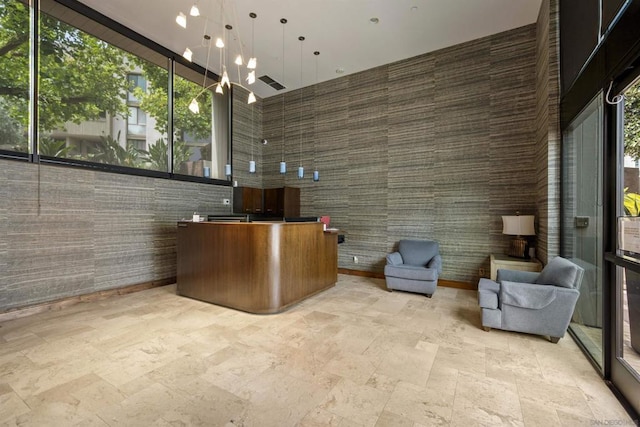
[
  {"left": 478, "top": 256, "right": 584, "bottom": 343},
  {"left": 384, "top": 239, "right": 442, "bottom": 297}
]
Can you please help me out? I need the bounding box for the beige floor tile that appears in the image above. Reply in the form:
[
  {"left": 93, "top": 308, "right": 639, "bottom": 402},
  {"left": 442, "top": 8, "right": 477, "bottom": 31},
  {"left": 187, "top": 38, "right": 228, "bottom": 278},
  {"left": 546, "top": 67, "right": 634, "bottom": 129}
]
[
  {"left": 0, "top": 275, "right": 633, "bottom": 426},
  {"left": 375, "top": 340, "right": 438, "bottom": 387},
  {"left": 516, "top": 376, "right": 594, "bottom": 418},
  {"left": 323, "top": 351, "right": 379, "bottom": 385},
  {"left": 299, "top": 407, "right": 344, "bottom": 427},
  {"left": 485, "top": 346, "right": 545, "bottom": 384},
  {"left": 450, "top": 371, "right": 524, "bottom": 427},
  {"left": 158, "top": 382, "right": 248, "bottom": 426},
  {"left": 374, "top": 409, "right": 416, "bottom": 427},
  {"left": 238, "top": 368, "right": 331, "bottom": 426},
  {"left": 384, "top": 380, "right": 455, "bottom": 425},
  {"left": 97, "top": 382, "right": 188, "bottom": 425},
  {"left": 0, "top": 384, "right": 30, "bottom": 424},
  {"left": 520, "top": 398, "right": 566, "bottom": 426},
  {"left": 320, "top": 378, "right": 391, "bottom": 427}
]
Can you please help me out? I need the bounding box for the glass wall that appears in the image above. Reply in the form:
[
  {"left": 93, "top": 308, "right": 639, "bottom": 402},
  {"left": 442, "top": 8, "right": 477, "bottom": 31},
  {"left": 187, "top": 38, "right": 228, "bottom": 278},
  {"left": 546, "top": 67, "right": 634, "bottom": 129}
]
[
  {"left": 0, "top": 0, "right": 230, "bottom": 183},
  {"left": 173, "top": 63, "right": 228, "bottom": 180},
  {"left": 0, "top": 0, "right": 30, "bottom": 153},
  {"left": 562, "top": 94, "right": 604, "bottom": 369},
  {"left": 618, "top": 76, "right": 640, "bottom": 380}
]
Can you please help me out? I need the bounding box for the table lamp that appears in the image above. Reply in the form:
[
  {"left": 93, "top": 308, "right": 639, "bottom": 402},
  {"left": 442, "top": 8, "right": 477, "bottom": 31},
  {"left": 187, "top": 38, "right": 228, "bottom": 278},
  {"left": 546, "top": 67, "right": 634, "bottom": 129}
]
[{"left": 502, "top": 214, "right": 535, "bottom": 258}]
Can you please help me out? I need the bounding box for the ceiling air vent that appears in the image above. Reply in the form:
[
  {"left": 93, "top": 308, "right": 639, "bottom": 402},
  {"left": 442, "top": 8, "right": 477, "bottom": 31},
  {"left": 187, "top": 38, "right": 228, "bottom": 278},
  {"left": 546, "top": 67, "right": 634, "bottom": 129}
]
[{"left": 258, "top": 75, "right": 286, "bottom": 91}]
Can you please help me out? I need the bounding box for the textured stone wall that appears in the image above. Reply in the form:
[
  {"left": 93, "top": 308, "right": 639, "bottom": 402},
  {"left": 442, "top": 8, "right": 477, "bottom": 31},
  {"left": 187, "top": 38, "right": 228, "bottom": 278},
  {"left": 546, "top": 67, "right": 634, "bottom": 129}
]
[
  {"left": 260, "top": 25, "right": 539, "bottom": 283},
  {"left": 535, "top": 0, "right": 561, "bottom": 265},
  {"left": 0, "top": 161, "right": 233, "bottom": 312}
]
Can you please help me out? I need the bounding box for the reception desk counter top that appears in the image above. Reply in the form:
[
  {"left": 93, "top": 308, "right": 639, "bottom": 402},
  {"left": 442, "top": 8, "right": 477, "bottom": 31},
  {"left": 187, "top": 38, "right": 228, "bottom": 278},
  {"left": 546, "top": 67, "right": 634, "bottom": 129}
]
[{"left": 176, "top": 221, "right": 338, "bottom": 314}]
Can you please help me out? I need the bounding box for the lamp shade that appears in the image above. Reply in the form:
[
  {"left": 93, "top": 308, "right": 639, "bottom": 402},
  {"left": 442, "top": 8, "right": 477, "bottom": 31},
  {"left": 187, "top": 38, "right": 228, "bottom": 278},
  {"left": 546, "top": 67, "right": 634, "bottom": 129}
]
[{"left": 502, "top": 215, "right": 535, "bottom": 236}]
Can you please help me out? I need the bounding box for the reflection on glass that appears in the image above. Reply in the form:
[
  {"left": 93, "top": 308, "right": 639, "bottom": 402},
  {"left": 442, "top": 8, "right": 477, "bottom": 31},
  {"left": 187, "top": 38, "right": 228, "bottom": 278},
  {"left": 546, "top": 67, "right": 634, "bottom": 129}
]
[
  {"left": 172, "top": 69, "right": 228, "bottom": 180},
  {"left": 37, "top": 11, "right": 168, "bottom": 170},
  {"left": 620, "top": 77, "right": 640, "bottom": 378},
  {"left": 562, "top": 95, "right": 604, "bottom": 370},
  {"left": 0, "top": 0, "right": 30, "bottom": 153},
  {"left": 619, "top": 268, "right": 640, "bottom": 376}
]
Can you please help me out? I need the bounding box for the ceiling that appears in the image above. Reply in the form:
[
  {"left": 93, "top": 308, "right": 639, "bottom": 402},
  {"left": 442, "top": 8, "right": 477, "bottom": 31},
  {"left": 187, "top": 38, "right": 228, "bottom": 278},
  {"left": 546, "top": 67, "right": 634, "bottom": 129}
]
[{"left": 76, "top": 0, "right": 543, "bottom": 99}]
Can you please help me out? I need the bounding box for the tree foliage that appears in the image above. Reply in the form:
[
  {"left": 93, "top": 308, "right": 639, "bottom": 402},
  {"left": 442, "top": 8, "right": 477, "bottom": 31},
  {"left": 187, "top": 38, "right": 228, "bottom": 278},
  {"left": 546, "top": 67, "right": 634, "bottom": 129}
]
[
  {"left": 0, "top": 0, "right": 214, "bottom": 165},
  {"left": 625, "top": 83, "right": 640, "bottom": 160},
  {"left": 0, "top": 1, "right": 132, "bottom": 133}
]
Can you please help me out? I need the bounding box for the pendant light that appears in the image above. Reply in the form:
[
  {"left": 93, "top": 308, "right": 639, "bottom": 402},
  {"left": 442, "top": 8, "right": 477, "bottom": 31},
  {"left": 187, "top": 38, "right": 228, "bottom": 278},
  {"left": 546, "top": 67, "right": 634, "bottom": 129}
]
[
  {"left": 313, "top": 51, "right": 320, "bottom": 182},
  {"left": 249, "top": 102, "right": 256, "bottom": 173},
  {"left": 246, "top": 13, "right": 257, "bottom": 103},
  {"left": 279, "top": 18, "right": 287, "bottom": 174},
  {"left": 297, "top": 36, "right": 305, "bottom": 180}
]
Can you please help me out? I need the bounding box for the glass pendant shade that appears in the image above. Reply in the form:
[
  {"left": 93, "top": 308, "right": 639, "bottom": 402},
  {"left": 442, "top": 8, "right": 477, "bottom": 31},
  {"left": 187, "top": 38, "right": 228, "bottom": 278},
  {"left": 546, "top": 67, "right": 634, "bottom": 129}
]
[
  {"left": 247, "top": 92, "right": 256, "bottom": 104},
  {"left": 313, "top": 170, "right": 319, "bottom": 182},
  {"left": 235, "top": 55, "right": 243, "bottom": 65},
  {"left": 280, "top": 161, "right": 287, "bottom": 174},
  {"left": 249, "top": 160, "right": 256, "bottom": 173},
  {"left": 298, "top": 166, "right": 304, "bottom": 179},
  {"left": 189, "top": 5, "right": 200, "bottom": 16},
  {"left": 188, "top": 98, "right": 199, "bottom": 114},
  {"left": 182, "top": 48, "right": 193, "bottom": 61},
  {"left": 246, "top": 70, "right": 256, "bottom": 85},
  {"left": 247, "top": 57, "right": 257, "bottom": 69},
  {"left": 215, "top": 38, "right": 224, "bottom": 48},
  {"left": 221, "top": 70, "right": 230, "bottom": 88},
  {"left": 215, "top": 83, "right": 223, "bottom": 94},
  {"left": 176, "top": 12, "right": 187, "bottom": 28},
  {"left": 225, "top": 163, "right": 232, "bottom": 176}
]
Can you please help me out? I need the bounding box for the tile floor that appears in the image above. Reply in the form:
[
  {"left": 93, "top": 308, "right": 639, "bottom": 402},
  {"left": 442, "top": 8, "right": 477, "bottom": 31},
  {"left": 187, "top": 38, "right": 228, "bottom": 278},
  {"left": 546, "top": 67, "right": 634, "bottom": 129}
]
[{"left": 0, "top": 275, "right": 634, "bottom": 426}]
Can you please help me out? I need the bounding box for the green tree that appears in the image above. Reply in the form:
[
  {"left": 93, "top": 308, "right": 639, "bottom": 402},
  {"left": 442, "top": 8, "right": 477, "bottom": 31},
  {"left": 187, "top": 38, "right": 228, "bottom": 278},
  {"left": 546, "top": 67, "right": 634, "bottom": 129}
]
[
  {"left": 0, "top": 1, "right": 131, "bottom": 133},
  {"left": 89, "top": 131, "right": 142, "bottom": 167},
  {"left": 140, "top": 138, "right": 191, "bottom": 171},
  {"left": 625, "top": 83, "right": 640, "bottom": 160},
  {"left": 132, "top": 64, "right": 212, "bottom": 141}
]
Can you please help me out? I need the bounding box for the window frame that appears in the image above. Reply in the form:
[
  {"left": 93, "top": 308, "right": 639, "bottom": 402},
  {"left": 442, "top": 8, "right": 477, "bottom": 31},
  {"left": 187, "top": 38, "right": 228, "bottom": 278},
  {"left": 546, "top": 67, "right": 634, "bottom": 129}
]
[{"left": 0, "top": 0, "right": 232, "bottom": 187}]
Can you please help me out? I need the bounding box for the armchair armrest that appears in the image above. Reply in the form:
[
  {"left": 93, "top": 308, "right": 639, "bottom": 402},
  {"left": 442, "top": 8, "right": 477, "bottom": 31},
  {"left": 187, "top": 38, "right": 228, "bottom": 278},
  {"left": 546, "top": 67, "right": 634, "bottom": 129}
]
[
  {"left": 500, "top": 280, "right": 580, "bottom": 309},
  {"left": 386, "top": 252, "right": 403, "bottom": 266},
  {"left": 427, "top": 254, "right": 442, "bottom": 275},
  {"left": 496, "top": 269, "right": 540, "bottom": 284}
]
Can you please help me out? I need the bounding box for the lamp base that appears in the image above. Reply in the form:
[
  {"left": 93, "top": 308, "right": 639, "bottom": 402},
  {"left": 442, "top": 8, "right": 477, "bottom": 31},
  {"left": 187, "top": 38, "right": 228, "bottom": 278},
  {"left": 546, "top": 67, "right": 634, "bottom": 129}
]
[{"left": 508, "top": 236, "right": 529, "bottom": 259}]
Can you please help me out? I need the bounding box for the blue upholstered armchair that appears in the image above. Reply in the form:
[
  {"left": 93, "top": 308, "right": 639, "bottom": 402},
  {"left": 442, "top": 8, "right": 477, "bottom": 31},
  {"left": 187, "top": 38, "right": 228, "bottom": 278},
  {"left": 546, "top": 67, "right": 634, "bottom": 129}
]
[
  {"left": 478, "top": 256, "right": 584, "bottom": 343},
  {"left": 384, "top": 239, "right": 442, "bottom": 297}
]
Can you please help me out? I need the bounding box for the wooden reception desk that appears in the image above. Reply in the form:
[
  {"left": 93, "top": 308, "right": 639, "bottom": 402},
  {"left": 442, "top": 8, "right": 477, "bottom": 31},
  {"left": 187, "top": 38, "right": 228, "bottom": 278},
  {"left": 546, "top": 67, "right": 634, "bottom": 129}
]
[{"left": 176, "top": 221, "right": 338, "bottom": 314}]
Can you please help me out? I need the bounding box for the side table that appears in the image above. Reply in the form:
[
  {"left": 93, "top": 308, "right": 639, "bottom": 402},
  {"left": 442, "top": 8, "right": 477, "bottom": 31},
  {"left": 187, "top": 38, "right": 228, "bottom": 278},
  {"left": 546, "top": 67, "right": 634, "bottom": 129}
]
[{"left": 490, "top": 254, "right": 542, "bottom": 281}]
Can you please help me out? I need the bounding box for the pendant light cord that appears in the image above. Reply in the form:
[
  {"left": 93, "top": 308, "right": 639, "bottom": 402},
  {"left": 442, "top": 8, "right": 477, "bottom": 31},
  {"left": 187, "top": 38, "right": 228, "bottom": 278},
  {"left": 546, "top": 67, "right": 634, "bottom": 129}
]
[
  {"left": 281, "top": 19, "right": 286, "bottom": 163},
  {"left": 299, "top": 36, "right": 304, "bottom": 168}
]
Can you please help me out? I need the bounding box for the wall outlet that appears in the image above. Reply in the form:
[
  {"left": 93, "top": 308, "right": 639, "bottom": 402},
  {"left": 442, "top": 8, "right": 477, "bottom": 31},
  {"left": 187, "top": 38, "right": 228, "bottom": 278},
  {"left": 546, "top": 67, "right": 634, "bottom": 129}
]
[
  {"left": 353, "top": 256, "right": 359, "bottom": 264},
  {"left": 222, "top": 199, "right": 230, "bottom": 205},
  {"left": 479, "top": 267, "right": 485, "bottom": 277}
]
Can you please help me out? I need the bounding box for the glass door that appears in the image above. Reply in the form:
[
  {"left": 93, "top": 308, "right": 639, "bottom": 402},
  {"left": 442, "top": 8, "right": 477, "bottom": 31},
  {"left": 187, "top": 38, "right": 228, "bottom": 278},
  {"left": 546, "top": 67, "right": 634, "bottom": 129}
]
[
  {"left": 611, "top": 76, "right": 640, "bottom": 414},
  {"left": 562, "top": 94, "right": 604, "bottom": 369}
]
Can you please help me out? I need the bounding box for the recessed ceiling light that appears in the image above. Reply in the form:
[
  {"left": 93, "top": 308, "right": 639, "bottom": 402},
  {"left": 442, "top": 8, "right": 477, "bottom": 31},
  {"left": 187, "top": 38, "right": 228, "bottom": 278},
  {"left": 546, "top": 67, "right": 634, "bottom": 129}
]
[
  {"left": 369, "top": 17, "right": 379, "bottom": 24},
  {"left": 336, "top": 67, "right": 344, "bottom": 74}
]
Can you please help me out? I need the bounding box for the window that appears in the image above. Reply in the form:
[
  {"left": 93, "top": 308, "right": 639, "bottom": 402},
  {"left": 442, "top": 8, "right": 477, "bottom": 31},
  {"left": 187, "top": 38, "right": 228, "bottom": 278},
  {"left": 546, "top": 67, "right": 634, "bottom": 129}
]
[
  {"left": 37, "top": 2, "right": 168, "bottom": 171},
  {"left": 0, "top": 0, "right": 230, "bottom": 184},
  {"left": 0, "top": 0, "right": 30, "bottom": 153},
  {"left": 127, "top": 106, "right": 146, "bottom": 137},
  {"left": 173, "top": 63, "right": 229, "bottom": 180},
  {"left": 127, "top": 74, "right": 146, "bottom": 103}
]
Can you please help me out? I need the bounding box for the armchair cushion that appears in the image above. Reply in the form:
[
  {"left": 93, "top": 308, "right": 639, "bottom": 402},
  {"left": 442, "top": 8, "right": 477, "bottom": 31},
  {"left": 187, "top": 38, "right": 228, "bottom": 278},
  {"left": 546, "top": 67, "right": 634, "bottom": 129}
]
[
  {"left": 500, "top": 281, "right": 558, "bottom": 310},
  {"left": 497, "top": 269, "right": 540, "bottom": 284},
  {"left": 398, "top": 240, "right": 439, "bottom": 266},
  {"left": 386, "top": 252, "right": 403, "bottom": 266},
  {"left": 384, "top": 265, "right": 438, "bottom": 281},
  {"left": 535, "top": 256, "right": 580, "bottom": 288}
]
